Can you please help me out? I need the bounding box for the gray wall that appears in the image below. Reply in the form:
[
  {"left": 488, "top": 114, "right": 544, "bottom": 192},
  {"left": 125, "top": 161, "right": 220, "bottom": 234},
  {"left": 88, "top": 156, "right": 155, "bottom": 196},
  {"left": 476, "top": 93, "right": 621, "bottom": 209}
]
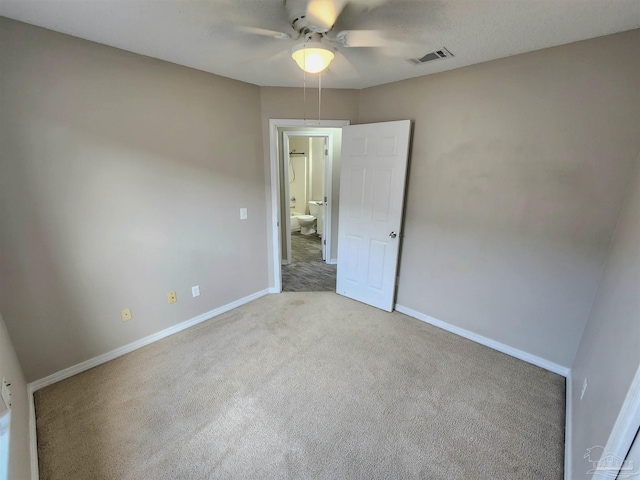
[
  {"left": 0, "top": 313, "right": 31, "bottom": 480},
  {"left": 0, "top": 18, "right": 268, "bottom": 381},
  {"left": 570, "top": 157, "right": 640, "bottom": 475},
  {"left": 358, "top": 29, "right": 640, "bottom": 368}
]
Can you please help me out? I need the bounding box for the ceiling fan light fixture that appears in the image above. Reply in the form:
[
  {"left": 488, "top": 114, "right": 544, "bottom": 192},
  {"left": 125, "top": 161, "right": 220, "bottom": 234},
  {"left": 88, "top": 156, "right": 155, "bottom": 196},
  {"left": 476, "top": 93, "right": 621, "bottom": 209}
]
[{"left": 291, "top": 42, "right": 335, "bottom": 74}]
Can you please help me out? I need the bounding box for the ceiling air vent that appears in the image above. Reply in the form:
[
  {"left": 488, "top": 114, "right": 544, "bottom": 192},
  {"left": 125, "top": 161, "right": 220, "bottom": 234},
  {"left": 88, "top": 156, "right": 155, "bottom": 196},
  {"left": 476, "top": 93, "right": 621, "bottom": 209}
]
[{"left": 407, "top": 47, "right": 453, "bottom": 65}]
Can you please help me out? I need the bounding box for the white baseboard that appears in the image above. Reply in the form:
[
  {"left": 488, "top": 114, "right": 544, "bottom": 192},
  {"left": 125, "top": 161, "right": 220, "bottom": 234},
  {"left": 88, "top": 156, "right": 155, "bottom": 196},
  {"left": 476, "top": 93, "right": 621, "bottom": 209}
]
[
  {"left": 29, "top": 288, "right": 272, "bottom": 392},
  {"left": 26, "top": 288, "right": 273, "bottom": 479},
  {"left": 328, "top": 259, "right": 337, "bottom": 265},
  {"left": 394, "top": 304, "right": 570, "bottom": 377},
  {"left": 564, "top": 371, "right": 573, "bottom": 480},
  {"left": 268, "top": 287, "right": 280, "bottom": 294}
]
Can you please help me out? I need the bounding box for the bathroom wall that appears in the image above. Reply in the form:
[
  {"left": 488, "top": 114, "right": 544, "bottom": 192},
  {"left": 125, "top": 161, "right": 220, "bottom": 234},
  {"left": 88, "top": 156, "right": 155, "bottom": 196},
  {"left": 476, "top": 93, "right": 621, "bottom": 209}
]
[
  {"left": 310, "top": 137, "right": 325, "bottom": 202},
  {"left": 288, "top": 155, "right": 307, "bottom": 213},
  {"left": 287, "top": 137, "right": 309, "bottom": 214}
]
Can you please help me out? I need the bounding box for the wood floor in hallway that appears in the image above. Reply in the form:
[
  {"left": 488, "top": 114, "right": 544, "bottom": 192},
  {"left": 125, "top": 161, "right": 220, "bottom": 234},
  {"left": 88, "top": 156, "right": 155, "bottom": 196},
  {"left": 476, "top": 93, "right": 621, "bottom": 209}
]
[{"left": 282, "top": 232, "right": 337, "bottom": 292}]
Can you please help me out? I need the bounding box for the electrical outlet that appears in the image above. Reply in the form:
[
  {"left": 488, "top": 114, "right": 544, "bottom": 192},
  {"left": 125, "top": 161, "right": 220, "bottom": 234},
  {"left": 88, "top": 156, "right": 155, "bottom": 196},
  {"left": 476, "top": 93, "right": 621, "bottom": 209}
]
[
  {"left": 1, "top": 378, "right": 11, "bottom": 409},
  {"left": 240, "top": 208, "right": 248, "bottom": 220},
  {"left": 580, "top": 377, "right": 588, "bottom": 400},
  {"left": 168, "top": 291, "right": 177, "bottom": 304},
  {"left": 192, "top": 285, "right": 200, "bottom": 297},
  {"left": 120, "top": 308, "right": 132, "bottom": 321}
]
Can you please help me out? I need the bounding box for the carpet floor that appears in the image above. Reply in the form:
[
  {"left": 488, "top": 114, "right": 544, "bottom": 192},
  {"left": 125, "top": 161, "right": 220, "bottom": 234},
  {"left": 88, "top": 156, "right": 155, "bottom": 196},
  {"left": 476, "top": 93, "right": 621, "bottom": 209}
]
[{"left": 34, "top": 292, "right": 565, "bottom": 479}]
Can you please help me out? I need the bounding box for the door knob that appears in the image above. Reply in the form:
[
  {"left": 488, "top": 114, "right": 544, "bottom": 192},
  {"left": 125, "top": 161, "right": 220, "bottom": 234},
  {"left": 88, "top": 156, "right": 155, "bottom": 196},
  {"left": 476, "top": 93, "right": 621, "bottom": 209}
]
[{"left": 389, "top": 231, "right": 397, "bottom": 238}]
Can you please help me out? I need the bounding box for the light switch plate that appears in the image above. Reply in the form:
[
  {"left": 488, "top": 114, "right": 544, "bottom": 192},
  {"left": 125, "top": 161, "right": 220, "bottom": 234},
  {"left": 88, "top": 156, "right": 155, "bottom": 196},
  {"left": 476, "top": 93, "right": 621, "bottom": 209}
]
[
  {"left": 240, "top": 208, "right": 248, "bottom": 220},
  {"left": 192, "top": 285, "right": 200, "bottom": 297}
]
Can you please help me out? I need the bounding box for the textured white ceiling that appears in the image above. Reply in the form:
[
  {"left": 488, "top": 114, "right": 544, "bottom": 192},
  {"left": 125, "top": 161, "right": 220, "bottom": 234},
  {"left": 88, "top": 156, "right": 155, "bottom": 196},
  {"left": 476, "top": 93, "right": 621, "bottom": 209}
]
[{"left": 1, "top": 0, "right": 639, "bottom": 89}]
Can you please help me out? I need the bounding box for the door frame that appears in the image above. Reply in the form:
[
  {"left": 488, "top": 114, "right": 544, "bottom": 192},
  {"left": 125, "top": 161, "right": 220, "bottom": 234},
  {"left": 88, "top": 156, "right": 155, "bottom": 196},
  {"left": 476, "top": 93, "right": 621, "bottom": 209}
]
[
  {"left": 591, "top": 365, "right": 640, "bottom": 480},
  {"left": 269, "top": 119, "right": 350, "bottom": 292}
]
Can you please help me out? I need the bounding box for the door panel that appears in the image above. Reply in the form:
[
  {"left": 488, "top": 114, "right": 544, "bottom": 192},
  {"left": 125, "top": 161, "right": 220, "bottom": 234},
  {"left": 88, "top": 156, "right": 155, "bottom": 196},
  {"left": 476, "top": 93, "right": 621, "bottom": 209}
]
[{"left": 336, "top": 120, "right": 412, "bottom": 312}]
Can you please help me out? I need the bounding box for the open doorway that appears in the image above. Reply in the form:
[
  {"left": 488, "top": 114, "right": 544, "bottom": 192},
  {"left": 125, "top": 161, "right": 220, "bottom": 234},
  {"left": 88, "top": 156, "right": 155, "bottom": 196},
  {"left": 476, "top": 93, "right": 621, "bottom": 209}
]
[
  {"left": 269, "top": 119, "right": 350, "bottom": 292},
  {"left": 282, "top": 133, "right": 333, "bottom": 291}
]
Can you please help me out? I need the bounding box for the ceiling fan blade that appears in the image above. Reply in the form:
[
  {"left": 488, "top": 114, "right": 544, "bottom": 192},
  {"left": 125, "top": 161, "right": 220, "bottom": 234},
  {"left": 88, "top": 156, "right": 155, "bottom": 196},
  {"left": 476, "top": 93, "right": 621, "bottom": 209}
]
[
  {"left": 238, "top": 26, "right": 292, "bottom": 39},
  {"left": 348, "top": 0, "right": 390, "bottom": 9},
  {"left": 306, "top": 0, "right": 348, "bottom": 30},
  {"left": 334, "top": 29, "right": 424, "bottom": 58},
  {"left": 238, "top": 49, "right": 292, "bottom": 67},
  {"left": 335, "top": 30, "right": 387, "bottom": 47}
]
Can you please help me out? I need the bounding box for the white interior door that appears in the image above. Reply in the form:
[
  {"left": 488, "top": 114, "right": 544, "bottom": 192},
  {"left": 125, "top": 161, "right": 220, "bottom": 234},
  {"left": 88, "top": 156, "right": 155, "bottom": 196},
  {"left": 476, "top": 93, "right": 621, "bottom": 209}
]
[
  {"left": 617, "top": 428, "right": 640, "bottom": 479},
  {"left": 336, "top": 120, "right": 411, "bottom": 312}
]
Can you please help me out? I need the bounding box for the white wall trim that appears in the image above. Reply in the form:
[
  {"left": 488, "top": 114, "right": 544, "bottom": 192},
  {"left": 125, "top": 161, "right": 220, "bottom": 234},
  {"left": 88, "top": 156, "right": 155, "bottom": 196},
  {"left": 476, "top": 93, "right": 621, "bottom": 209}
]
[
  {"left": 592, "top": 364, "right": 640, "bottom": 480},
  {"left": 26, "top": 288, "right": 272, "bottom": 478},
  {"left": 328, "top": 259, "right": 338, "bottom": 265},
  {"left": 564, "top": 371, "right": 573, "bottom": 480},
  {"left": 28, "top": 384, "right": 38, "bottom": 480},
  {"left": 395, "top": 304, "right": 570, "bottom": 377},
  {"left": 28, "top": 289, "right": 271, "bottom": 392}
]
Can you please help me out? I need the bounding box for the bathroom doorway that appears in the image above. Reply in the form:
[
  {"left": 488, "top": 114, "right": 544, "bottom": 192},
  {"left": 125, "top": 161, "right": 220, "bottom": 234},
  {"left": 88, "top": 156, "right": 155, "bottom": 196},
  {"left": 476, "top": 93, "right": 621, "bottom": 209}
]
[
  {"left": 269, "top": 119, "right": 349, "bottom": 292},
  {"left": 281, "top": 132, "right": 336, "bottom": 291},
  {"left": 282, "top": 132, "right": 329, "bottom": 263}
]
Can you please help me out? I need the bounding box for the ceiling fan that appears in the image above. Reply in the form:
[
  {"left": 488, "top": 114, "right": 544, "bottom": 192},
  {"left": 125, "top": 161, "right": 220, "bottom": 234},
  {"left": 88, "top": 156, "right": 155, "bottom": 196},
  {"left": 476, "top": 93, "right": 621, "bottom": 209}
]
[{"left": 240, "top": 0, "right": 415, "bottom": 73}]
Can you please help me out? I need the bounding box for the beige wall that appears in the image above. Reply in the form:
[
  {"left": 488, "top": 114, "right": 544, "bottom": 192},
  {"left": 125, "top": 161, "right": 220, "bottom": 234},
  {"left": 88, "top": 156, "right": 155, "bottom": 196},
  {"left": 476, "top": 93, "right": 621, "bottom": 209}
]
[
  {"left": 0, "top": 18, "right": 268, "bottom": 381},
  {"left": 358, "top": 30, "right": 640, "bottom": 368},
  {"left": 0, "top": 313, "right": 31, "bottom": 480},
  {"left": 570, "top": 157, "right": 640, "bottom": 474},
  {"left": 259, "top": 87, "right": 359, "bottom": 282}
]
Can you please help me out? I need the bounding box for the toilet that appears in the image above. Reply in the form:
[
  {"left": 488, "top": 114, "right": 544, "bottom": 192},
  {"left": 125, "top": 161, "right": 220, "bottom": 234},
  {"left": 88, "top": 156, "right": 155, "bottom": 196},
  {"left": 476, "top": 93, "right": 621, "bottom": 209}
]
[
  {"left": 298, "top": 201, "right": 323, "bottom": 235},
  {"left": 297, "top": 214, "right": 316, "bottom": 235}
]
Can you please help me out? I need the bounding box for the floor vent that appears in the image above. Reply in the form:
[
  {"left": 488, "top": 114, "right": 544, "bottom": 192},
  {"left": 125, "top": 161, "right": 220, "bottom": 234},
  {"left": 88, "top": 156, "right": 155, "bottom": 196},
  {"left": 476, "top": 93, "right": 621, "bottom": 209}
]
[{"left": 407, "top": 47, "right": 453, "bottom": 65}]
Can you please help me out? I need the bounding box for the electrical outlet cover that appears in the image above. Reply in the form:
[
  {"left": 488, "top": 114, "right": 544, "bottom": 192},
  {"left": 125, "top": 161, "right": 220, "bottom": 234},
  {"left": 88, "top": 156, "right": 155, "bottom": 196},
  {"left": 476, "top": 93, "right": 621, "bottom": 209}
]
[
  {"left": 120, "top": 308, "right": 132, "bottom": 321},
  {"left": 168, "top": 291, "right": 177, "bottom": 304}
]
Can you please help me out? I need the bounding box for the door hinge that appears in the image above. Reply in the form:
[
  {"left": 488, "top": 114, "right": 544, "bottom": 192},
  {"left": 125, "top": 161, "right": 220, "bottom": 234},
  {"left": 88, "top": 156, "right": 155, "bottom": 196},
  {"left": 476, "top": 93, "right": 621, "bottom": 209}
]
[
  {"left": 325, "top": 149, "right": 329, "bottom": 156},
  {"left": 324, "top": 196, "right": 328, "bottom": 203},
  {"left": 324, "top": 240, "right": 326, "bottom": 245}
]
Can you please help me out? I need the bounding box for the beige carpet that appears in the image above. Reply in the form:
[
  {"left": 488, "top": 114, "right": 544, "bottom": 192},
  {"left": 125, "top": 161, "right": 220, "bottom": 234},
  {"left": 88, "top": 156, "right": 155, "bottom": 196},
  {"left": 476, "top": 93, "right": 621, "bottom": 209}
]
[{"left": 35, "top": 292, "right": 565, "bottom": 479}]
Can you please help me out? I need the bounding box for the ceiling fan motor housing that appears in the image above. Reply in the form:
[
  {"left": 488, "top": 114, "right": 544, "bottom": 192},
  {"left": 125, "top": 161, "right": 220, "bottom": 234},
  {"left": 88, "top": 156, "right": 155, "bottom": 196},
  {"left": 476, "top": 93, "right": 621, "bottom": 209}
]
[{"left": 286, "top": 0, "right": 332, "bottom": 34}]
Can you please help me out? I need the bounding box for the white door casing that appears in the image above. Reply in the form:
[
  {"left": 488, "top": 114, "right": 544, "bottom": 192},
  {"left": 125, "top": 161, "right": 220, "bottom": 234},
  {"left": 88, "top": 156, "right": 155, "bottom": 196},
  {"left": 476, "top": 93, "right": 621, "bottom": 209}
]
[{"left": 336, "top": 120, "right": 412, "bottom": 312}]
